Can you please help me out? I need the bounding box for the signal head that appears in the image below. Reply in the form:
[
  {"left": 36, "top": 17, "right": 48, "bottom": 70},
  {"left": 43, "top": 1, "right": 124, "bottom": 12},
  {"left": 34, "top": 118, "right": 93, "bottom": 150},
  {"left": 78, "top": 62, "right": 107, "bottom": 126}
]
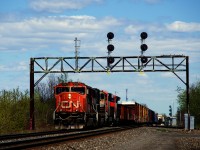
[
  {"left": 141, "top": 56, "right": 148, "bottom": 64},
  {"left": 107, "top": 44, "right": 115, "bottom": 52},
  {"left": 108, "top": 57, "right": 115, "bottom": 64},
  {"left": 107, "top": 32, "right": 114, "bottom": 40},
  {"left": 140, "top": 32, "right": 148, "bottom": 39},
  {"left": 140, "top": 44, "right": 148, "bottom": 51}
]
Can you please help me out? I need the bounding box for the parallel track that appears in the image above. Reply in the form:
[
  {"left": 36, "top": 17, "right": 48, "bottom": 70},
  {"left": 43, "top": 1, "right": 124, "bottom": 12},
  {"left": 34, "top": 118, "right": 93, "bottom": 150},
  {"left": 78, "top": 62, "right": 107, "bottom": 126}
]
[
  {"left": 0, "top": 126, "right": 132, "bottom": 149},
  {"left": 0, "top": 130, "right": 70, "bottom": 141}
]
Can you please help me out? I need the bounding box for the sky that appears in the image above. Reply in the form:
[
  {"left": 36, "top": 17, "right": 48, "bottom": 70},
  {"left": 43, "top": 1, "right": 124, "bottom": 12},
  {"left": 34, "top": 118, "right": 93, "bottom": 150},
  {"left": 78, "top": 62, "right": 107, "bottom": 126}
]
[{"left": 0, "top": 0, "right": 200, "bottom": 115}]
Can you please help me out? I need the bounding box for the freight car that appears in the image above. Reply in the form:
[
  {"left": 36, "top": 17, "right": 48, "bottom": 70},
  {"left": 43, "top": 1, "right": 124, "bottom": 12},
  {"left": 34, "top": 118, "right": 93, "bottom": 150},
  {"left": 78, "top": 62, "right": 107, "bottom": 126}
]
[
  {"left": 53, "top": 82, "right": 157, "bottom": 129},
  {"left": 53, "top": 82, "right": 120, "bottom": 129},
  {"left": 117, "top": 101, "right": 158, "bottom": 125}
]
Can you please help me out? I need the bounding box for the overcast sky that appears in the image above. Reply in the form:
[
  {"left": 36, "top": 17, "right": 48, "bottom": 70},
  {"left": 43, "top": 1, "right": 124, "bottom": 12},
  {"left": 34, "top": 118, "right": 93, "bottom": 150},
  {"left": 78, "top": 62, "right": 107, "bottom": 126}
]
[{"left": 0, "top": 0, "right": 199, "bottom": 115}]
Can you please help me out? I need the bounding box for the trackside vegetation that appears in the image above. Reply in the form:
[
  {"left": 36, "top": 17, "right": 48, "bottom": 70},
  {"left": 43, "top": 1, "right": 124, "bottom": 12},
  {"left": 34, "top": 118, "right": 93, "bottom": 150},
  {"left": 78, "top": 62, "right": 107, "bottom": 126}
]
[
  {"left": 0, "top": 89, "right": 55, "bottom": 134},
  {"left": 0, "top": 74, "right": 69, "bottom": 134},
  {"left": 177, "top": 80, "right": 200, "bottom": 128},
  {"left": 0, "top": 88, "right": 29, "bottom": 134}
]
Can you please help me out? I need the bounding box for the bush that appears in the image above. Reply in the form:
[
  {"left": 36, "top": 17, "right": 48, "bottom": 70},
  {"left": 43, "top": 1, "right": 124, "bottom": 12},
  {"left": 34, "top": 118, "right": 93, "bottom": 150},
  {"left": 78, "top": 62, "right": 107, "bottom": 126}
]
[
  {"left": 0, "top": 88, "right": 29, "bottom": 134},
  {"left": 0, "top": 73, "right": 69, "bottom": 134}
]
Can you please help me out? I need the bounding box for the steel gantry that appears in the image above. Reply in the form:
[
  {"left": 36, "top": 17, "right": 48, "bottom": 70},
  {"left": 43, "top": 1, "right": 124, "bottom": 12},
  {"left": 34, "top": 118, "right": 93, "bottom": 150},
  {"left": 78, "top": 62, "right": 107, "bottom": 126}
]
[{"left": 29, "top": 55, "right": 189, "bottom": 130}]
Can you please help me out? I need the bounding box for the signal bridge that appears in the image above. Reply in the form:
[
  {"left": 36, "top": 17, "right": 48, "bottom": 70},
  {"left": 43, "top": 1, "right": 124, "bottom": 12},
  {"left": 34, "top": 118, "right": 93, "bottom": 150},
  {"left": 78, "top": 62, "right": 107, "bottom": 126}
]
[{"left": 31, "top": 55, "right": 188, "bottom": 86}]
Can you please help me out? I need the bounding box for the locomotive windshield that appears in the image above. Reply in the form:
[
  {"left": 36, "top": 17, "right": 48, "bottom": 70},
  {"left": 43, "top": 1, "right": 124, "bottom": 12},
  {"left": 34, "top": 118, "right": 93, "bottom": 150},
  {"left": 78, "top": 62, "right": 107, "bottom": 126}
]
[
  {"left": 56, "top": 87, "right": 69, "bottom": 94},
  {"left": 108, "top": 93, "right": 114, "bottom": 102},
  {"left": 100, "top": 93, "right": 105, "bottom": 99},
  {"left": 71, "top": 87, "right": 85, "bottom": 95}
]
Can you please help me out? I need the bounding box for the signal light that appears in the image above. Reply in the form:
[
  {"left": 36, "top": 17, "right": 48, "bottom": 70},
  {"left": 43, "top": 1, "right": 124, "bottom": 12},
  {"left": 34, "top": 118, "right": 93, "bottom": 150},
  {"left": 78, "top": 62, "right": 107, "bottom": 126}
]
[
  {"left": 140, "top": 32, "right": 148, "bottom": 40},
  {"left": 169, "top": 105, "right": 172, "bottom": 116},
  {"left": 141, "top": 56, "right": 148, "bottom": 63},
  {"left": 140, "top": 44, "right": 148, "bottom": 51},
  {"left": 108, "top": 57, "right": 115, "bottom": 64},
  {"left": 107, "top": 32, "right": 114, "bottom": 40},
  {"left": 106, "top": 32, "right": 115, "bottom": 68},
  {"left": 107, "top": 44, "right": 114, "bottom": 52}
]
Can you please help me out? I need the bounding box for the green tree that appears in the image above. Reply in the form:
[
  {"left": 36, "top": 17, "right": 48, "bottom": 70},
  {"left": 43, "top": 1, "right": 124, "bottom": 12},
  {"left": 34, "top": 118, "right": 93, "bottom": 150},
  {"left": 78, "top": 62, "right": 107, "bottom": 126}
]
[
  {"left": 176, "top": 87, "right": 187, "bottom": 113},
  {"left": 177, "top": 80, "right": 200, "bottom": 128}
]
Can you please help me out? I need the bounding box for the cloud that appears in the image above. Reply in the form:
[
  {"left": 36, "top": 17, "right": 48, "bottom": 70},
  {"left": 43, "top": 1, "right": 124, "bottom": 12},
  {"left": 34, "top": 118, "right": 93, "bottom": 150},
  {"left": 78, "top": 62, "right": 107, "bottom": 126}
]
[
  {"left": 124, "top": 24, "right": 145, "bottom": 34},
  {"left": 166, "top": 21, "right": 200, "bottom": 32},
  {"left": 160, "top": 72, "right": 184, "bottom": 78},
  {"left": 0, "top": 61, "right": 28, "bottom": 72},
  {"left": 0, "top": 15, "right": 122, "bottom": 52},
  {"left": 123, "top": 21, "right": 200, "bottom": 61},
  {"left": 30, "top": 0, "right": 103, "bottom": 13},
  {"left": 125, "top": 21, "right": 200, "bottom": 36},
  {"left": 0, "top": 15, "right": 199, "bottom": 61}
]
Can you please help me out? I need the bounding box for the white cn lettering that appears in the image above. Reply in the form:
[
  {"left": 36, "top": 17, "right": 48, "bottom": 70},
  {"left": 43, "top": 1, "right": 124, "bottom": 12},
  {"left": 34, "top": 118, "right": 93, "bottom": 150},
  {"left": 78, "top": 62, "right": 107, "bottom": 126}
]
[{"left": 61, "top": 101, "right": 79, "bottom": 109}]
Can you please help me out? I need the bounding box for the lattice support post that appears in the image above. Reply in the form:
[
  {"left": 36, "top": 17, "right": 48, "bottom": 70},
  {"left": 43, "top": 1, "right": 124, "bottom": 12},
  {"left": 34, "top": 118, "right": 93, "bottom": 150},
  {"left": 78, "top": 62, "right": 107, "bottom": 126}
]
[
  {"left": 29, "top": 58, "right": 35, "bottom": 130},
  {"left": 186, "top": 56, "right": 190, "bottom": 130}
]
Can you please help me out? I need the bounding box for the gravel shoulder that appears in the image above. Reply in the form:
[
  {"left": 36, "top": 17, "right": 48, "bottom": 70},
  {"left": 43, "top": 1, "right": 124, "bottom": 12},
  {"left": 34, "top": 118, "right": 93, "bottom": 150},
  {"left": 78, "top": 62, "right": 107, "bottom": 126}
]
[{"left": 34, "top": 127, "right": 200, "bottom": 150}]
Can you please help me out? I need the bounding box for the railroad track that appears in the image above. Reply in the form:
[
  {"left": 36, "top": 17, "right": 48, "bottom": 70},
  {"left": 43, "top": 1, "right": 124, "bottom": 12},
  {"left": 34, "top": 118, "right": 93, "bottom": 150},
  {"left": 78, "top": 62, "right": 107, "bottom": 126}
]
[
  {"left": 0, "top": 129, "right": 70, "bottom": 141},
  {"left": 0, "top": 126, "right": 132, "bottom": 149}
]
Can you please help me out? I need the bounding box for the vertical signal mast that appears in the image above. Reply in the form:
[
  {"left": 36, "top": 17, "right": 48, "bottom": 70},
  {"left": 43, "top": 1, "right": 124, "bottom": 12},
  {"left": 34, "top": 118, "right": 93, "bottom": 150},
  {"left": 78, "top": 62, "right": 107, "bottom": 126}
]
[{"left": 75, "top": 37, "right": 81, "bottom": 71}]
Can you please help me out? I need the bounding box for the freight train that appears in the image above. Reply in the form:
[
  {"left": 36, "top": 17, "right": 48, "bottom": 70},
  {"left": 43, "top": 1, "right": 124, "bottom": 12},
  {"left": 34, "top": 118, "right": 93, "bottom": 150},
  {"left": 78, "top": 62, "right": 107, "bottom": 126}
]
[{"left": 53, "top": 82, "right": 157, "bottom": 129}]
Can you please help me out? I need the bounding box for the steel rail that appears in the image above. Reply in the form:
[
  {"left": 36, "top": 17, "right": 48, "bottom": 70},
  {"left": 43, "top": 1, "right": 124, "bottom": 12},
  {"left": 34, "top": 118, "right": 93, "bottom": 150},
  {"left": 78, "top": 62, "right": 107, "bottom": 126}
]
[
  {"left": 0, "top": 130, "right": 70, "bottom": 141},
  {"left": 0, "top": 127, "right": 132, "bottom": 150}
]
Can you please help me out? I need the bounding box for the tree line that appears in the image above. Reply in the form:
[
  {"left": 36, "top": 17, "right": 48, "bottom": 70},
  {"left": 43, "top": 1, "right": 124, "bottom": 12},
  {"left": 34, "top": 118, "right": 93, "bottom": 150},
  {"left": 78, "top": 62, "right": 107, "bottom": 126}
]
[
  {"left": 176, "top": 80, "right": 200, "bottom": 128},
  {"left": 0, "top": 73, "right": 69, "bottom": 134}
]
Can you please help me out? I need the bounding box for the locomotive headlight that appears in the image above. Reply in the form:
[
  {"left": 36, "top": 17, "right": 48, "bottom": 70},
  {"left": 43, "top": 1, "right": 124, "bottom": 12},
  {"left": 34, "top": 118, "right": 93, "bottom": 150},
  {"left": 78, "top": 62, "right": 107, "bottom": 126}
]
[{"left": 68, "top": 94, "right": 71, "bottom": 99}]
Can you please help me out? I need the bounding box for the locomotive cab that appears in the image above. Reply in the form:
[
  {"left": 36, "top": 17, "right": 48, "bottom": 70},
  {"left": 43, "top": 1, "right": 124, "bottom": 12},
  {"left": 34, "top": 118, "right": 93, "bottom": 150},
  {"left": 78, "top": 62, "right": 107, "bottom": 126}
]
[{"left": 53, "top": 82, "right": 101, "bottom": 129}]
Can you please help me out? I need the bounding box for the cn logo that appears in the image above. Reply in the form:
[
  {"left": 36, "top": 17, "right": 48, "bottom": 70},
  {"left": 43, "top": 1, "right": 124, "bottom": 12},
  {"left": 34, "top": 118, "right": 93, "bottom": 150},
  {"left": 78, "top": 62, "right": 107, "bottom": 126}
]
[{"left": 61, "top": 101, "right": 79, "bottom": 109}]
